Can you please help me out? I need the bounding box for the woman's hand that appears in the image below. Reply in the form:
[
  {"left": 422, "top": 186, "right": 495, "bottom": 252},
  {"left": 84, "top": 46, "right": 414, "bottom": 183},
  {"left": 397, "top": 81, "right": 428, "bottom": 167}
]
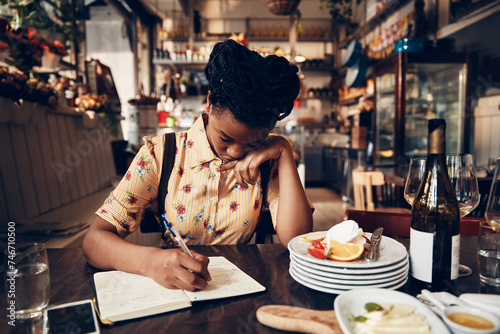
[
  {"left": 216, "top": 136, "right": 291, "bottom": 186},
  {"left": 146, "top": 248, "right": 211, "bottom": 292},
  {"left": 83, "top": 217, "right": 211, "bottom": 292}
]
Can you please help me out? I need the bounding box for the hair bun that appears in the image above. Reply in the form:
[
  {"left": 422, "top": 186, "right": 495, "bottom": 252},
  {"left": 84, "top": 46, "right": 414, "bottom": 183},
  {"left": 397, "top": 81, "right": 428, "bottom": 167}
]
[{"left": 205, "top": 40, "right": 299, "bottom": 128}]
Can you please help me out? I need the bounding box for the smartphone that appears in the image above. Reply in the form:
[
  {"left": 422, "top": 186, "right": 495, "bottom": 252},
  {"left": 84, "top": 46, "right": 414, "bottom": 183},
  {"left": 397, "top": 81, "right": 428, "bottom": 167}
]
[{"left": 44, "top": 299, "right": 100, "bottom": 334}]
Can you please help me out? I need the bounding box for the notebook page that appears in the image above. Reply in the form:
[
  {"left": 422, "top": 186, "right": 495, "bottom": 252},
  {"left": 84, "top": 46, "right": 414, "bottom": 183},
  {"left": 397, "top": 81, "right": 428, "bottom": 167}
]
[
  {"left": 184, "top": 256, "right": 266, "bottom": 302},
  {"left": 94, "top": 270, "right": 191, "bottom": 322}
]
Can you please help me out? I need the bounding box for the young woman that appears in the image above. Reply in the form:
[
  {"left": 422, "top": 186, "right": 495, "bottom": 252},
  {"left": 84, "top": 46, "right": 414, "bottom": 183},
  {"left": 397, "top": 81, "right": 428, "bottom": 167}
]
[{"left": 82, "top": 39, "right": 313, "bottom": 292}]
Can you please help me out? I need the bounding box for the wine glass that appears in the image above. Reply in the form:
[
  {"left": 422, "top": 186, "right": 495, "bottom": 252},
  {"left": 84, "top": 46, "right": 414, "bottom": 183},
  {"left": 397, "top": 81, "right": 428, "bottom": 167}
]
[
  {"left": 446, "top": 154, "right": 480, "bottom": 219},
  {"left": 404, "top": 157, "right": 427, "bottom": 207},
  {"left": 404, "top": 155, "right": 480, "bottom": 217},
  {"left": 485, "top": 158, "right": 500, "bottom": 232},
  {"left": 447, "top": 154, "right": 480, "bottom": 276}
]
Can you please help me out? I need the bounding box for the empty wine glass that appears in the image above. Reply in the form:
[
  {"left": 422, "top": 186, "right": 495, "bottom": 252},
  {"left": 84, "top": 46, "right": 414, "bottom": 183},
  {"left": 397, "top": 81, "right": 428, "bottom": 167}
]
[
  {"left": 404, "top": 158, "right": 427, "bottom": 207},
  {"left": 447, "top": 154, "right": 480, "bottom": 219},
  {"left": 404, "top": 155, "right": 480, "bottom": 217}
]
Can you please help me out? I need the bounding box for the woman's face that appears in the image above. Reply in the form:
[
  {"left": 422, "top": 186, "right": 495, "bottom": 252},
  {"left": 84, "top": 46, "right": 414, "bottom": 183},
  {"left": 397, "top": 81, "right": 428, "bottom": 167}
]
[{"left": 205, "top": 106, "right": 270, "bottom": 164}]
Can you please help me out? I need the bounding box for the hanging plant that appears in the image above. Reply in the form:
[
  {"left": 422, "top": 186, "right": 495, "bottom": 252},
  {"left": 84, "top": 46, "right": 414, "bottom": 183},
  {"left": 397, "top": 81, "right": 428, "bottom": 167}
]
[
  {"left": 264, "top": 0, "right": 302, "bottom": 16},
  {"left": 291, "top": 9, "right": 305, "bottom": 33},
  {"left": 320, "top": 0, "right": 362, "bottom": 33}
]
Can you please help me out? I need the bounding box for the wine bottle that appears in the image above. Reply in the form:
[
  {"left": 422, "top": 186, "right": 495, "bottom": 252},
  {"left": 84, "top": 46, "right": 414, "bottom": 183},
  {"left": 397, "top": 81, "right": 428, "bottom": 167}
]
[{"left": 409, "top": 119, "right": 460, "bottom": 290}]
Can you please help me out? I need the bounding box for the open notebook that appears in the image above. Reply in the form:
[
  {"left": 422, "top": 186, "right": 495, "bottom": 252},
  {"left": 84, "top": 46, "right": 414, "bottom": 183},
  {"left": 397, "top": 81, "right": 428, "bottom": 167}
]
[{"left": 93, "top": 256, "right": 266, "bottom": 323}]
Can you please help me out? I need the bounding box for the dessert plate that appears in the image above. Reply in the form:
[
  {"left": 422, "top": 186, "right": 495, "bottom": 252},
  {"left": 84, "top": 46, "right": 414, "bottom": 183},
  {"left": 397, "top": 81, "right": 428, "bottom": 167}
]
[
  {"left": 290, "top": 264, "right": 408, "bottom": 290},
  {"left": 290, "top": 260, "right": 409, "bottom": 285},
  {"left": 289, "top": 252, "right": 408, "bottom": 276},
  {"left": 288, "top": 232, "right": 407, "bottom": 269},
  {"left": 289, "top": 266, "right": 408, "bottom": 295}
]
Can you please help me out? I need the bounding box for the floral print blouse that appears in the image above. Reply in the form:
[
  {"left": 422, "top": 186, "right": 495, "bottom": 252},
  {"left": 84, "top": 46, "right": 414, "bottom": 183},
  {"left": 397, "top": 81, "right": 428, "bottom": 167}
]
[{"left": 96, "top": 115, "right": 307, "bottom": 245}]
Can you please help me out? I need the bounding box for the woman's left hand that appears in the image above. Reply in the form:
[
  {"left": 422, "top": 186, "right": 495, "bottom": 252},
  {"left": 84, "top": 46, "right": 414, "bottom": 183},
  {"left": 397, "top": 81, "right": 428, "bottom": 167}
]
[{"left": 216, "top": 136, "right": 291, "bottom": 187}]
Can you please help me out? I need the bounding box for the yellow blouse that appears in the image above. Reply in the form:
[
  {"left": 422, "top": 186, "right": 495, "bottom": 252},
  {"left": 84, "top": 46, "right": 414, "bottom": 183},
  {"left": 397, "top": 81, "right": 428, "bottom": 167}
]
[{"left": 96, "top": 115, "right": 303, "bottom": 245}]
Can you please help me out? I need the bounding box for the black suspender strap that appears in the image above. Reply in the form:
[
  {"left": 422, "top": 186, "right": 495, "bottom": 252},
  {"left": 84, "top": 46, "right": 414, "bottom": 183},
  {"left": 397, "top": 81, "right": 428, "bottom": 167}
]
[
  {"left": 139, "top": 133, "right": 177, "bottom": 233},
  {"left": 259, "top": 160, "right": 271, "bottom": 210},
  {"left": 253, "top": 160, "right": 275, "bottom": 244},
  {"left": 157, "top": 132, "right": 177, "bottom": 219}
]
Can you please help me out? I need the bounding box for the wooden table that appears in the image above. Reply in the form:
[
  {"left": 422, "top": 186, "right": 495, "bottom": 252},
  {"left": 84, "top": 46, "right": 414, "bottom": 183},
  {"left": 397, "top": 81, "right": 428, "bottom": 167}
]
[{"left": 2, "top": 238, "right": 499, "bottom": 333}]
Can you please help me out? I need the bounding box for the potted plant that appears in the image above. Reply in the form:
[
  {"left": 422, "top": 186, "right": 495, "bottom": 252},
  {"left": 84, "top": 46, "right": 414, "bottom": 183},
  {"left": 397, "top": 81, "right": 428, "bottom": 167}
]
[
  {"left": 76, "top": 93, "right": 121, "bottom": 136},
  {"left": 320, "top": 0, "right": 363, "bottom": 35},
  {"left": 38, "top": 36, "right": 68, "bottom": 69},
  {"left": 0, "top": 26, "right": 43, "bottom": 72},
  {"left": 0, "top": 0, "right": 83, "bottom": 43}
]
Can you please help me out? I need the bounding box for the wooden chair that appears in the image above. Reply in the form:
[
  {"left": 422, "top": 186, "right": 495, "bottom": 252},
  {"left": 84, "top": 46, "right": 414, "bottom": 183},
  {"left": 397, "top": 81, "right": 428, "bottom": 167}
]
[
  {"left": 351, "top": 169, "right": 411, "bottom": 213},
  {"left": 344, "top": 209, "right": 484, "bottom": 237}
]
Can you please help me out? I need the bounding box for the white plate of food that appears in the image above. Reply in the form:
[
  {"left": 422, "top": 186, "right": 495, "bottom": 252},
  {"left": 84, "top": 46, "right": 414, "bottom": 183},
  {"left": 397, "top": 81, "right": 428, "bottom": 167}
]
[
  {"left": 290, "top": 252, "right": 408, "bottom": 276},
  {"left": 289, "top": 266, "right": 408, "bottom": 295},
  {"left": 288, "top": 231, "right": 408, "bottom": 269},
  {"left": 334, "top": 289, "right": 450, "bottom": 334},
  {"left": 291, "top": 260, "right": 409, "bottom": 285}
]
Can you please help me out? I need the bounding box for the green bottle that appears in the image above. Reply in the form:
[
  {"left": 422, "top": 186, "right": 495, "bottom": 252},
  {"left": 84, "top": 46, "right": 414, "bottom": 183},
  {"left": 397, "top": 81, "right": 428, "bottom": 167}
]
[{"left": 410, "top": 119, "right": 460, "bottom": 290}]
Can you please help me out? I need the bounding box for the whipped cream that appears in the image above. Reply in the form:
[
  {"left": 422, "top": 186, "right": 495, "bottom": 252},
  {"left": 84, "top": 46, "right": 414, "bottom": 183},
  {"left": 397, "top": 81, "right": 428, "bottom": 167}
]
[{"left": 325, "top": 220, "right": 363, "bottom": 249}]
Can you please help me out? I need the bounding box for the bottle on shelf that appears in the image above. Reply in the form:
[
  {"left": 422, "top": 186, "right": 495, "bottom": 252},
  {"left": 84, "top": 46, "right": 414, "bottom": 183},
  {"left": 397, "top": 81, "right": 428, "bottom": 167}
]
[
  {"left": 173, "top": 99, "right": 183, "bottom": 117},
  {"left": 157, "top": 95, "right": 168, "bottom": 124},
  {"left": 409, "top": 119, "right": 460, "bottom": 291},
  {"left": 165, "top": 97, "right": 175, "bottom": 127}
]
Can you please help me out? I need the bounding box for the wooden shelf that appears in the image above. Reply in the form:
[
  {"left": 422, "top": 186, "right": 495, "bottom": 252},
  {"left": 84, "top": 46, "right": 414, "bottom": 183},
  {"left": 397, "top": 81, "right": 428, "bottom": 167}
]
[
  {"left": 162, "top": 35, "right": 332, "bottom": 43},
  {"left": 437, "top": 1, "right": 500, "bottom": 38},
  {"left": 301, "top": 95, "right": 335, "bottom": 101},
  {"left": 339, "top": 0, "right": 412, "bottom": 47},
  {"left": 300, "top": 66, "right": 334, "bottom": 72},
  {"left": 248, "top": 37, "right": 332, "bottom": 42},
  {"left": 338, "top": 97, "right": 361, "bottom": 105},
  {"left": 153, "top": 59, "right": 207, "bottom": 66}
]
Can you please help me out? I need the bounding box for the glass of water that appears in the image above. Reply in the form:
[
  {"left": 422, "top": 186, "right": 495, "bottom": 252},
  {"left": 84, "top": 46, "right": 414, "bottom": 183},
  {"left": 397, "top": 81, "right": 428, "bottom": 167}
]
[
  {"left": 4, "top": 243, "right": 50, "bottom": 319},
  {"left": 485, "top": 158, "right": 500, "bottom": 231},
  {"left": 478, "top": 221, "right": 500, "bottom": 286},
  {"left": 479, "top": 158, "right": 500, "bottom": 286}
]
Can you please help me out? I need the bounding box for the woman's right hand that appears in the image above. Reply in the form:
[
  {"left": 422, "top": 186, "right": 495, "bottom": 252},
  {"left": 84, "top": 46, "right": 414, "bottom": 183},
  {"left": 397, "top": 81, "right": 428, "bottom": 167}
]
[
  {"left": 146, "top": 248, "right": 211, "bottom": 292},
  {"left": 83, "top": 217, "right": 211, "bottom": 292}
]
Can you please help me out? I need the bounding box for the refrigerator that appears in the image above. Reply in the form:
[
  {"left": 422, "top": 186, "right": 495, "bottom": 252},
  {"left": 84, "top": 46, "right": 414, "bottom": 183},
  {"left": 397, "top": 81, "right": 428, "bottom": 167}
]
[{"left": 370, "top": 52, "right": 471, "bottom": 166}]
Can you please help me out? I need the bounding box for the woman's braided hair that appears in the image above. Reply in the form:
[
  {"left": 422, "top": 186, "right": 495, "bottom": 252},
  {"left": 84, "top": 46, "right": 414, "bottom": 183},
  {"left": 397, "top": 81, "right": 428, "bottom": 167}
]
[{"left": 205, "top": 39, "right": 300, "bottom": 129}]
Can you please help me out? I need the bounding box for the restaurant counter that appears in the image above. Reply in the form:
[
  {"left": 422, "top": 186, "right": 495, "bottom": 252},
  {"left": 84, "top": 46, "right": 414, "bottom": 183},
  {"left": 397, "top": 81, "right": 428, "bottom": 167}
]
[{"left": 1, "top": 237, "right": 498, "bottom": 333}]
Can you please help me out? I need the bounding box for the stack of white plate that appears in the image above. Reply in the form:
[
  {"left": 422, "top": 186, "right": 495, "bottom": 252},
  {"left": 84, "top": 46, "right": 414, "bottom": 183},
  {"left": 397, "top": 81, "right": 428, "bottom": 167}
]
[{"left": 288, "top": 231, "right": 409, "bottom": 294}]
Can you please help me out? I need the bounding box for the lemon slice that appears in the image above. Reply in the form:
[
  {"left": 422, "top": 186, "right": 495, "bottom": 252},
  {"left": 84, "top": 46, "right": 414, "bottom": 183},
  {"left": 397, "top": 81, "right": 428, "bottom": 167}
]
[
  {"left": 298, "top": 233, "right": 326, "bottom": 242},
  {"left": 328, "top": 239, "right": 364, "bottom": 262}
]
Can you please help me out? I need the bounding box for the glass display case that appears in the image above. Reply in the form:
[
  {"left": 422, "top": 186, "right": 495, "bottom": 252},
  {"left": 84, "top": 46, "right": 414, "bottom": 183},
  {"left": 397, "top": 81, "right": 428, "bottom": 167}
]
[{"left": 372, "top": 52, "right": 470, "bottom": 166}]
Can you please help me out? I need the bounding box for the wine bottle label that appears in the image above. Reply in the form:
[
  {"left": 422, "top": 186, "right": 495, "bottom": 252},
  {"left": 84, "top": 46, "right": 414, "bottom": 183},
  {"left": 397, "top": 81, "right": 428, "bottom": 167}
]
[
  {"left": 410, "top": 228, "right": 434, "bottom": 283},
  {"left": 451, "top": 234, "right": 460, "bottom": 280}
]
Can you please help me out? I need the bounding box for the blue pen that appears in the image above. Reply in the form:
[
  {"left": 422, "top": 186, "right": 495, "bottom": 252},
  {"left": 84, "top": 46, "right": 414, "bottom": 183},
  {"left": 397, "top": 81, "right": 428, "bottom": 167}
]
[{"left": 161, "top": 214, "right": 194, "bottom": 257}]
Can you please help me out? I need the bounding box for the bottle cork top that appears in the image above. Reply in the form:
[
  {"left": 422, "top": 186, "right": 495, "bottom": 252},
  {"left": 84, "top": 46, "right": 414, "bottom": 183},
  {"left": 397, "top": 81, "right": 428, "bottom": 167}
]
[{"left": 428, "top": 119, "right": 446, "bottom": 132}]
